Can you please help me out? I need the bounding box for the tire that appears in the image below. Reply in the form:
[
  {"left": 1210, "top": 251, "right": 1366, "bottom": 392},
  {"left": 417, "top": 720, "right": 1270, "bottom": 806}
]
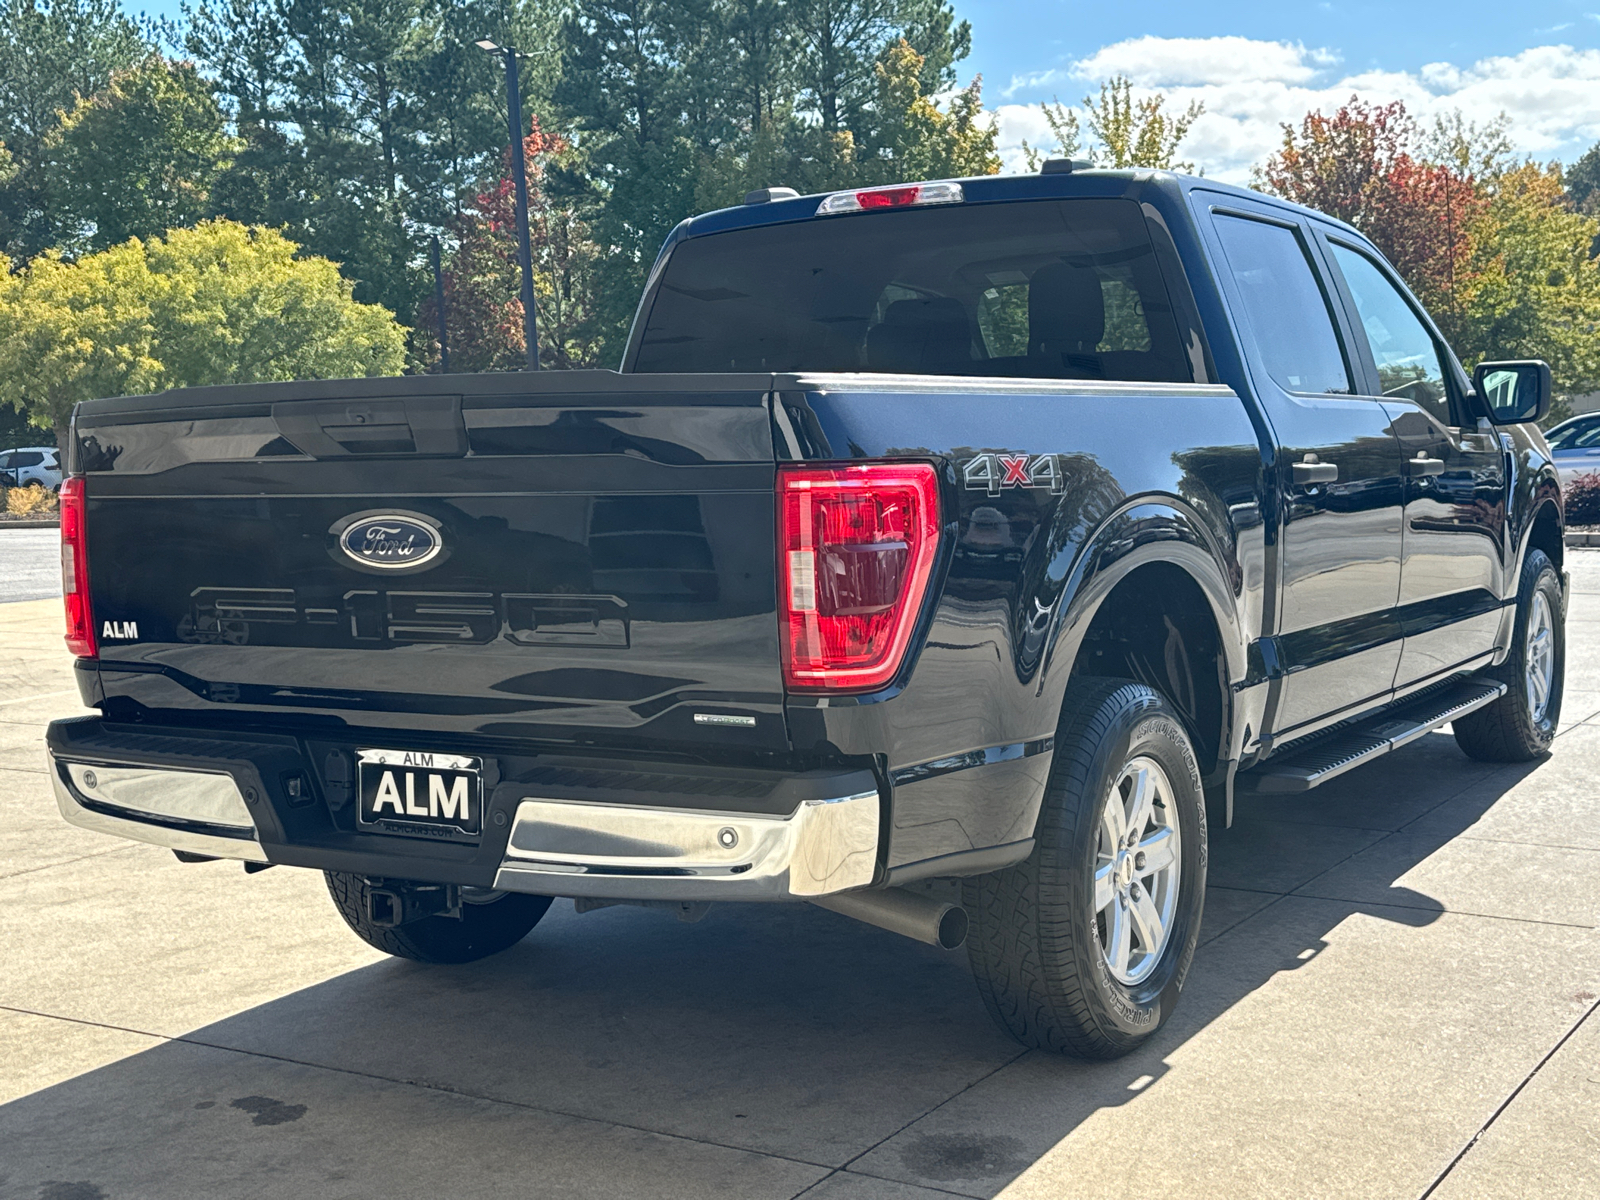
[
  {"left": 325, "top": 872, "right": 551, "bottom": 963},
  {"left": 1453, "top": 548, "right": 1564, "bottom": 763},
  {"left": 962, "top": 678, "right": 1207, "bottom": 1059}
]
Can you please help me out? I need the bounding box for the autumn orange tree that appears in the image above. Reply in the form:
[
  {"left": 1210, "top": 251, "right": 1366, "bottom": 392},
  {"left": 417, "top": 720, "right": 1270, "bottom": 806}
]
[
  {"left": 416, "top": 120, "right": 601, "bottom": 373},
  {"left": 1256, "top": 99, "right": 1484, "bottom": 348},
  {"left": 1257, "top": 99, "right": 1600, "bottom": 404}
]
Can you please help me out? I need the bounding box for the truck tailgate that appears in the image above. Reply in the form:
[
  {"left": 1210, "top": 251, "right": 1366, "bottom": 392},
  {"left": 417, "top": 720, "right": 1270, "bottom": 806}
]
[{"left": 76, "top": 373, "right": 788, "bottom": 751}]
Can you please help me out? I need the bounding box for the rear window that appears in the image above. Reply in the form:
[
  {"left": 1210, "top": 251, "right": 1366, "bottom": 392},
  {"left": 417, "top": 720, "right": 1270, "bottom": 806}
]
[{"left": 633, "top": 198, "right": 1195, "bottom": 382}]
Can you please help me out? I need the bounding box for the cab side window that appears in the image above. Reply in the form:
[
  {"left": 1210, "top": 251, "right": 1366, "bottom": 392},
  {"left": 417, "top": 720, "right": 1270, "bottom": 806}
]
[
  {"left": 1328, "top": 243, "right": 1452, "bottom": 426},
  {"left": 1212, "top": 214, "right": 1351, "bottom": 395}
]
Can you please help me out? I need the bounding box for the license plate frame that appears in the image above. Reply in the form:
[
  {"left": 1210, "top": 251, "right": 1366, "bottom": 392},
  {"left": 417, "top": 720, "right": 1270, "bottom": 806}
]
[{"left": 356, "top": 749, "right": 483, "bottom": 843}]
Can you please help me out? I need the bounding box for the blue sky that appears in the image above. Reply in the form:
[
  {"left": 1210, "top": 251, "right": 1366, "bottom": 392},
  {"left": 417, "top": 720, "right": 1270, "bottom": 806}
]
[
  {"left": 139, "top": 0, "right": 1600, "bottom": 181},
  {"left": 960, "top": 1, "right": 1600, "bottom": 178},
  {"left": 961, "top": 0, "right": 1600, "bottom": 88}
]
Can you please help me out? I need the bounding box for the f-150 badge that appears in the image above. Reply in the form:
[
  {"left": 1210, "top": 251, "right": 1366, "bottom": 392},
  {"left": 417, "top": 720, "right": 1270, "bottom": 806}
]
[{"left": 961, "top": 453, "right": 1065, "bottom": 496}]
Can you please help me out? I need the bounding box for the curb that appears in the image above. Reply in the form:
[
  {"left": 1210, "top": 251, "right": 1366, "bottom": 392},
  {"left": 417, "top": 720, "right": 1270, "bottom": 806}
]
[
  {"left": 1566, "top": 531, "right": 1600, "bottom": 547},
  {"left": 0, "top": 520, "right": 59, "bottom": 530}
]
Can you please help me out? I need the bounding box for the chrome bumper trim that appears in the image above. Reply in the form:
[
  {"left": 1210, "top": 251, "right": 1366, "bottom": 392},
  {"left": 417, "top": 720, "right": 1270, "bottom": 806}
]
[
  {"left": 493, "top": 790, "right": 880, "bottom": 901},
  {"left": 51, "top": 758, "right": 267, "bottom": 863}
]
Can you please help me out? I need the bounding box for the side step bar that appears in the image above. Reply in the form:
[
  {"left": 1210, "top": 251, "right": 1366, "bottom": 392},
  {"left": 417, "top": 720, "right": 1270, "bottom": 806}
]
[{"left": 1241, "top": 678, "right": 1507, "bottom": 795}]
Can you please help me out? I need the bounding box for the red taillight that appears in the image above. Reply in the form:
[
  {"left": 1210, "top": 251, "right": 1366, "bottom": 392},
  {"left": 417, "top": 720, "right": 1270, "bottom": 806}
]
[
  {"left": 778, "top": 463, "right": 940, "bottom": 692},
  {"left": 60, "top": 477, "right": 96, "bottom": 658}
]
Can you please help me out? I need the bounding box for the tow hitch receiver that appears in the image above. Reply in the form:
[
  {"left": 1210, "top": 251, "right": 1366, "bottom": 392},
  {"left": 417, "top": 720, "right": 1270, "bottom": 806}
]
[{"left": 365, "top": 881, "right": 461, "bottom": 927}]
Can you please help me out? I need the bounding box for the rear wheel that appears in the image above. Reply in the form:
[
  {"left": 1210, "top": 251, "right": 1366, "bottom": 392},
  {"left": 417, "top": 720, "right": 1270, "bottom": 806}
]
[
  {"left": 963, "top": 678, "right": 1207, "bottom": 1059},
  {"left": 325, "top": 872, "right": 551, "bottom": 963},
  {"left": 1453, "top": 548, "right": 1564, "bottom": 762}
]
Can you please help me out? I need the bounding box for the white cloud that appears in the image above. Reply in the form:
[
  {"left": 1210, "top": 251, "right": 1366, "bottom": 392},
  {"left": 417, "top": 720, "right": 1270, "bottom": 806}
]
[
  {"left": 992, "top": 37, "right": 1600, "bottom": 183},
  {"left": 1072, "top": 36, "right": 1338, "bottom": 87}
]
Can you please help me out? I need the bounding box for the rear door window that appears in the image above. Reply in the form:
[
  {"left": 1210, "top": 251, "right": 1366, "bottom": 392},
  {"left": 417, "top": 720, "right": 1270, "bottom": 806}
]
[
  {"left": 1211, "top": 213, "right": 1351, "bottom": 395},
  {"left": 634, "top": 198, "right": 1195, "bottom": 382}
]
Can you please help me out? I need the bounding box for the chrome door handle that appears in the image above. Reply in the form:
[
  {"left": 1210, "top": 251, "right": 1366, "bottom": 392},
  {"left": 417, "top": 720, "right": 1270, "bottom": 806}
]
[
  {"left": 1407, "top": 452, "right": 1446, "bottom": 477},
  {"left": 1292, "top": 454, "right": 1338, "bottom": 485}
]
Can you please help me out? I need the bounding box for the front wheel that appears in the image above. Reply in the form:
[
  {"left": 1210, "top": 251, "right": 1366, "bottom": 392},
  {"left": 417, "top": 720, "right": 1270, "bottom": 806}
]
[
  {"left": 325, "top": 872, "right": 551, "bottom": 963},
  {"left": 1454, "top": 547, "right": 1565, "bottom": 762},
  {"left": 963, "top": 678, "right": 1207, "bottom": 1059}
]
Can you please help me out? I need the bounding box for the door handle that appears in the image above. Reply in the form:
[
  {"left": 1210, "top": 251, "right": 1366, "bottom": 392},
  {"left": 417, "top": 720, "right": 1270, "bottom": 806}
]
[
  {"left": 1292, "top": 454, "right": 1338, "bottom": 485},
  {"left": 1407, "top": 452, "right": 1446, "bottom": 477}
]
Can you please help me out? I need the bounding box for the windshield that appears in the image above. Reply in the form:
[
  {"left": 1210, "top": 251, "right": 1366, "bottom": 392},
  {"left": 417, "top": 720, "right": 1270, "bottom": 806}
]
[{"left": 632, "top": 198, "right": 1195, "bottom": 382}]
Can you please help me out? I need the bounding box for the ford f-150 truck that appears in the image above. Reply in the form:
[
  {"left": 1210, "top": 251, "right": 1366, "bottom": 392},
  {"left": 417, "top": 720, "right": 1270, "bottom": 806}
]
[{"left": 46, "top": 164, "right": 1566, "bottom": 1059}]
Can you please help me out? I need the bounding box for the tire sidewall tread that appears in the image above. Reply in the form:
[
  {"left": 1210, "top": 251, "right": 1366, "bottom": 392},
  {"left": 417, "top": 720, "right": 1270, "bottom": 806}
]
[
  {"left": 1454, "top": 548, "right": 1564, "bottom": 763},
  {"left": 965, "top": 678, "right": 1208, "bottom": 1059}
]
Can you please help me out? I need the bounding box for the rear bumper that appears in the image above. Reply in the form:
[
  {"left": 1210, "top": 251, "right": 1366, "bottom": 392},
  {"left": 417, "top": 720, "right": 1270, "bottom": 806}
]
[
  {"left": 47, "top": 717, "right": 881, "bottom": 901},
  {"left": 51, "top": 763, "right": 269, "bottom": 864},
  {"left": 494, "top": 791, "right": 878, "bottom": 900}
]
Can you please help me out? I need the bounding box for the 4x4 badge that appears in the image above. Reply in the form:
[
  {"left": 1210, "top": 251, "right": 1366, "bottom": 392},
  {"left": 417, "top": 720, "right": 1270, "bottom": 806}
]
[{"left": 961, "top": 453, "right": 1065, "bottom": 496}]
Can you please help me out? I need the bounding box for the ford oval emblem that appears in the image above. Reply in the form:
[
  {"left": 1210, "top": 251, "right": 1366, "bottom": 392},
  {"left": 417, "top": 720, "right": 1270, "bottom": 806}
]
[{"left": 331, "top": 510, "right": 446, "bottom": 574}]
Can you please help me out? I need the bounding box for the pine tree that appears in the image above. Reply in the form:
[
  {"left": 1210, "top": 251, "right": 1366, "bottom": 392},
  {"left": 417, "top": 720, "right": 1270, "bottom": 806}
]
[{"left": 0, "top": 0, "right": 150, "bottom": 255}]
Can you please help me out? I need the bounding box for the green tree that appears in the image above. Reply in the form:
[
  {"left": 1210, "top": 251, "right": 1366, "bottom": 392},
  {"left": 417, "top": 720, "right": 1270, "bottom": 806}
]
[
  {"left": 1022, "top": 75, "right": 1201, "bottom": 171},
  {"left": 187, "top": 0, "right": 560, "bottom": 324},
  {"left": 864, "top": 38, "right": 997, "bottom": 182},
  {"left": 0, "top": 0, "right": 150, "bottom": 256},
  {"left": 1564, "top": 140, "right": 1600, "bottom": 215},
  {"left": 51, "top": 56, "right": 237, "bottom": 252},
  {"left": 1455, "top": 163, "right": 1600, "bottom": 398},
  {"left": 1084, "top": 76, "right": 1202, "bottom": 171},
  {"left": 0, "top": 219, "right": 405, "bottom": 429}
]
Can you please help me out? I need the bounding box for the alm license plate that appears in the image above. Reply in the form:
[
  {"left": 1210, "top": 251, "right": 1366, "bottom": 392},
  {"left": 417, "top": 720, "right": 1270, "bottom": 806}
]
[{"left": 357, "top": 749, "right": 483, "bottom": 842}]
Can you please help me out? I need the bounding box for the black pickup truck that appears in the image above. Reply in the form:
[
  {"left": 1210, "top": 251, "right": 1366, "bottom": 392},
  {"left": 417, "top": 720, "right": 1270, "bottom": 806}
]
[{"left": 47, "top": 165, "right": 1565, "bottom": 1059}]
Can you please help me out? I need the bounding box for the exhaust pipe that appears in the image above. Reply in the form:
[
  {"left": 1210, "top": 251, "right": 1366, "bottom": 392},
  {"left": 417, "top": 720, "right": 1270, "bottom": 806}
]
[{"left": 812, "top": 887, "right": 968, "bottom": 949}]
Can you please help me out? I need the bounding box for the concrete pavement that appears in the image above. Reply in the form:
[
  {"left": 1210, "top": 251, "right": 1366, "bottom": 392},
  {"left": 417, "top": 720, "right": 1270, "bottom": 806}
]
[
  {"left": 1, "top": 561, "right": 1598, "bottom": 1199},
  {"left": 0, "top": 527, "right": 62, "bottom": 605}
]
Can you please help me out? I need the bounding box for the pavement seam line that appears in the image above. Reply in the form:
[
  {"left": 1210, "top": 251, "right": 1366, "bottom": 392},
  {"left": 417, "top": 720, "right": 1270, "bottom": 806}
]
[
  {"left": 787, "top": 1169, "right": 981, "bottom": 1200},
  {"left": 1416, "top": 991, "right": 1600, "bottom": 1200},
  {"left": 783, "top": 1047, "right": 1032, "bottom": 1200},
  {"left": 0, "top": 689, "right": 74, "bottom": 707},
  {"left": 1448, "top": 831, "right": 1600, "bottom": 854},
  {"left": 1283, "top": 893, "right": 1598, "bottom": 929},
  {"left": 0, "top": 842, "right": 140, "bottom": 882},
  {"left": 0, "top": 1004, "right": 170, "bottom": 1042}
]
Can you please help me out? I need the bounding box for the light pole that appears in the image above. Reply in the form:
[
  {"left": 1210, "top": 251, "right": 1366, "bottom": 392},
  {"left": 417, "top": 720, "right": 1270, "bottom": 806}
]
[
  {"left": 429, "top": 235, "right": 450, "bottom": 374},
  {"left": 476, "top": 38, "right": 540, "bottom": 371}
]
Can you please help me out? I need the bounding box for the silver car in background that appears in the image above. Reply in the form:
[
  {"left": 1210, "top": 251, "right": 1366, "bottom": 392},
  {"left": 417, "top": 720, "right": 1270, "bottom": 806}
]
[
  {"left": 1545, "top": 414, "right": 1600, "bottom": 485},
  {"left": 0, "top": 446, "right": 62, "bottom": 490}
]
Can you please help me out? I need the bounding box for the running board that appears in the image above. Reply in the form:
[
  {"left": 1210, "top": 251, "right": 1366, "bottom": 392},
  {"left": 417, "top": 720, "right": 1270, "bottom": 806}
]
[{"left": 1240, "top": 679, "right": 1507, "bottom": 795}]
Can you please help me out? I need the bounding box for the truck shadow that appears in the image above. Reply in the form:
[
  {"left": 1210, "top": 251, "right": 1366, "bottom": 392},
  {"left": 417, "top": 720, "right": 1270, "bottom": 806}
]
[{"left": 0, "top": 732, "right": 1555, "bottom": 1200}]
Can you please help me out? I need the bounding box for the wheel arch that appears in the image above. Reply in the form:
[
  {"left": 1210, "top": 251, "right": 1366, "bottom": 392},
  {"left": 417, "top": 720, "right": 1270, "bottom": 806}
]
[
  {"left": 1521, "top": 494, "right": 1564, "bottom": 580},
  {"left": 1036, "top": 500, "right": 1247, "bottom": 783}
]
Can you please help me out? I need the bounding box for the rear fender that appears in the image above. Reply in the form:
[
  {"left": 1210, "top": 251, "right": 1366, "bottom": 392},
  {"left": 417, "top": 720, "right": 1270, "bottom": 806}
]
[{"left": 1034, "top": 499, "right": 1251, "bottom": 767}]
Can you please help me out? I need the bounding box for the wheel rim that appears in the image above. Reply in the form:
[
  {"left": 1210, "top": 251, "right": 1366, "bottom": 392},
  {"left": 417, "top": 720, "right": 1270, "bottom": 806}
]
[
  {"left": 1525, "top": 590, "right": 1555, "bottom": 725},
  {"left": 1094, "top": 756, "right": 1182, "bottom": 986}
]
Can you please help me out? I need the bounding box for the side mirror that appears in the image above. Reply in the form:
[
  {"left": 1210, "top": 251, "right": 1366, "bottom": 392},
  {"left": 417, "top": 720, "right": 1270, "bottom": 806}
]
[{"left": 1473, "top": 360, "right": 1552, "bottom": 425}]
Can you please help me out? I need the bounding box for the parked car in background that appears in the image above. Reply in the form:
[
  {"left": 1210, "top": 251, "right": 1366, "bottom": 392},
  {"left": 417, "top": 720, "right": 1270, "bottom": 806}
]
[
  {"left": 0, "top": 446, "right": 62, "bottom": 489},
  {"left": 1545, "top": 414, "right": 1600, "bottom": 485}
]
